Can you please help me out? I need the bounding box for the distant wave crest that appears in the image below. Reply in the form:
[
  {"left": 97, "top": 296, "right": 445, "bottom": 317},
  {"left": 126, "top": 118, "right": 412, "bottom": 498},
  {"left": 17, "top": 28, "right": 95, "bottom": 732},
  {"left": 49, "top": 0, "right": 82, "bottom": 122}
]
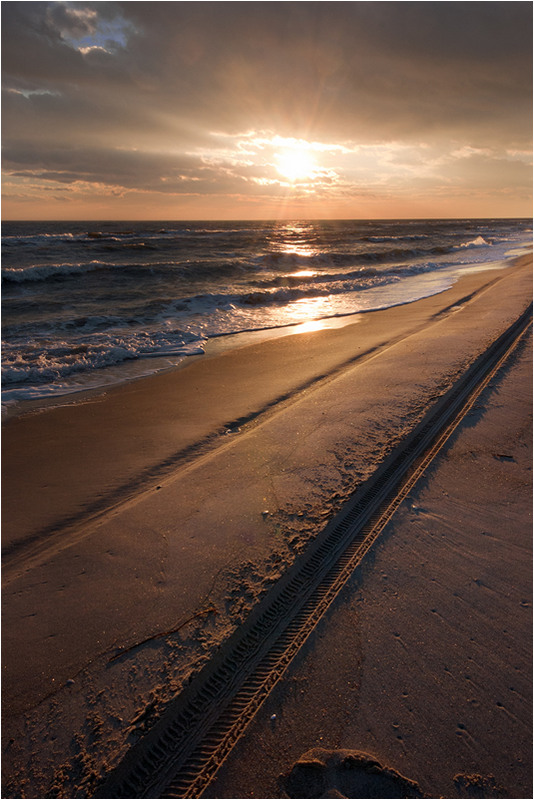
[{"left": 2, "top": 261, "right": 106, "bottom": 283}]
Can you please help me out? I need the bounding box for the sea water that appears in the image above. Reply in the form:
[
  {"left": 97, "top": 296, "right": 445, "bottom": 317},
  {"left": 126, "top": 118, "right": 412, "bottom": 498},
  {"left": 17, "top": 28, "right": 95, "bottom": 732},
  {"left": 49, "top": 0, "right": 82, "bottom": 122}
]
[{"left": 2, "top": 218, "right": 531, "bottom": 412}]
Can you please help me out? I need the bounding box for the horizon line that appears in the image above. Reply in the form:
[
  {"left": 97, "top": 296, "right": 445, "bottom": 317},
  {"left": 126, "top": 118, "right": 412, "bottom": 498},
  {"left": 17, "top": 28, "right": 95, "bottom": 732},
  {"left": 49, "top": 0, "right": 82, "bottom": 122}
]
[{"left": 2, "top": 215, "right": 532, "bottom": 224}]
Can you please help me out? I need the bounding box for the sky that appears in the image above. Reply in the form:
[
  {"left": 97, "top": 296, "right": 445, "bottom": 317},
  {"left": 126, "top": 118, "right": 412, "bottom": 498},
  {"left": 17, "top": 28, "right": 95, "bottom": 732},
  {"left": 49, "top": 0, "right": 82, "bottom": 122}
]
[{"left": 1, "top": 1, "right": 532, "bottom": 220}]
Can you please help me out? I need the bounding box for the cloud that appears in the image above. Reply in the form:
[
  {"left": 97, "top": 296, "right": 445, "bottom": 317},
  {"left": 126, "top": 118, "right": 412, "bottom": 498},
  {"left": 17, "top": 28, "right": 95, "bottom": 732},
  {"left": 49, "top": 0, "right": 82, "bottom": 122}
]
[
  {"left": 47, "top": 3, "right": 99, "bottom": 42},
  {"left": 1, "top": 1, "right": 532, "bottom": 217}
]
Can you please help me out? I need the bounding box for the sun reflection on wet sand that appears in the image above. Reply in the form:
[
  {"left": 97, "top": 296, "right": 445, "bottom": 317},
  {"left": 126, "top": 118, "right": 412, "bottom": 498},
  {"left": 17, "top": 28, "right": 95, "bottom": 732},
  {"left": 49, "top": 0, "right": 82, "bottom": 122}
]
[
  {"left": 290, "top": 313, "right": 362, "bottom": 336},
  {"left": 293, "top": 319, "right": 326, "bottom": 333},
  {"left": 283, "top": 295, "right": 361, "bottom": 335}
]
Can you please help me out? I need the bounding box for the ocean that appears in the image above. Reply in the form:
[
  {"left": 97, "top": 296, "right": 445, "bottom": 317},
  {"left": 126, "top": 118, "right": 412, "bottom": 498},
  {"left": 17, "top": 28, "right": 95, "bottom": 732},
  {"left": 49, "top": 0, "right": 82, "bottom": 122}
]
[{"left": 2, "top": 218, "right": 531, "bottom": 413}]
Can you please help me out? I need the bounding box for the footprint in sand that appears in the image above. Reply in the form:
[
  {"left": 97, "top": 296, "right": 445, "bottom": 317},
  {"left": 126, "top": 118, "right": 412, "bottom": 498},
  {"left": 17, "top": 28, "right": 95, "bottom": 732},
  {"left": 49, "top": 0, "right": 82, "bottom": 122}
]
[{"left": 281, "top": 748, "right": 423, "bottom": 798}]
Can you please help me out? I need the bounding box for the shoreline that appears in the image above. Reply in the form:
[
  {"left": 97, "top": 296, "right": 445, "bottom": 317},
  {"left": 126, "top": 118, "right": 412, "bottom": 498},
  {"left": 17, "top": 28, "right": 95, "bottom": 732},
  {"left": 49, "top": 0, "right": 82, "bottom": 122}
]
[
  {"left": 3, "top": 256, "right": 531, "bottom": 561},
  {"left": 2, "top": 251, "right": 529, "bottom": 425},
  {"left": 1, "top": 254, "right": 532, "bottom": 798}
]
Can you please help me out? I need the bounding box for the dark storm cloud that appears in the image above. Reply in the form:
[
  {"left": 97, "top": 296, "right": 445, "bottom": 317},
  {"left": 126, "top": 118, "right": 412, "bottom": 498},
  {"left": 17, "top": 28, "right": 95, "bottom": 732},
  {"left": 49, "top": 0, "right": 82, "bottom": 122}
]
[{"left": 2, "top": 1, "right": 532, "bottom": 201}]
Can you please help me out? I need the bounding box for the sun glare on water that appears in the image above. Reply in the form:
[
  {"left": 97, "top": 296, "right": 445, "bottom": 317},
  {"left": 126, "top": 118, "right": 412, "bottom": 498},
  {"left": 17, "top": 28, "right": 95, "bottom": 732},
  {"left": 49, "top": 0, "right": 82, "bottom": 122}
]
[{"left": 275, "top": 149, "right": 316, "bottom": 182}]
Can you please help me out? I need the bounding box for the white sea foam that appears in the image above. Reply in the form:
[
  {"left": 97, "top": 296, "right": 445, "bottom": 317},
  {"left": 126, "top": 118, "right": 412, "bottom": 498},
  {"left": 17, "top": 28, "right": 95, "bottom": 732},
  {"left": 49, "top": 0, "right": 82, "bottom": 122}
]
[{"left": 456, "top": 235, "right": 489, "bottom": 249}]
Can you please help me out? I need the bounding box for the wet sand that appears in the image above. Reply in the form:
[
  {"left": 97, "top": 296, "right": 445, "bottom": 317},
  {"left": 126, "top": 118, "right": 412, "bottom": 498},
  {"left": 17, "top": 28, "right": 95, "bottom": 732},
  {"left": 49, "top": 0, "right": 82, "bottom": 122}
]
[{"left": 1, "top": 255, "right": 531, "bottom": 797}]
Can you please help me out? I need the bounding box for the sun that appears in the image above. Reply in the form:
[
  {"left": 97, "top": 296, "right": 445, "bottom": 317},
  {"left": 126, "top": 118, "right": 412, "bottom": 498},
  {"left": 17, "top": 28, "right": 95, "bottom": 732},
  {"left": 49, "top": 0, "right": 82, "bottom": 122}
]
[{"left": 275, "top": 149, "right": 316, "bottom": 182}]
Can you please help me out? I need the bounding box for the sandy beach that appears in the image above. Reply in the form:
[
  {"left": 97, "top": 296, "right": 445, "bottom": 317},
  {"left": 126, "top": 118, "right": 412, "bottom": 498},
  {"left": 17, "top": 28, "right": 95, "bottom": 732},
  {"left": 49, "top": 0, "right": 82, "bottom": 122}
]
[
  {"left": 2, "top": 255, "right": 532, "bottom": 798},
  {"left": 207, "top": 268, "right": 533, "bottom": 799}
]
